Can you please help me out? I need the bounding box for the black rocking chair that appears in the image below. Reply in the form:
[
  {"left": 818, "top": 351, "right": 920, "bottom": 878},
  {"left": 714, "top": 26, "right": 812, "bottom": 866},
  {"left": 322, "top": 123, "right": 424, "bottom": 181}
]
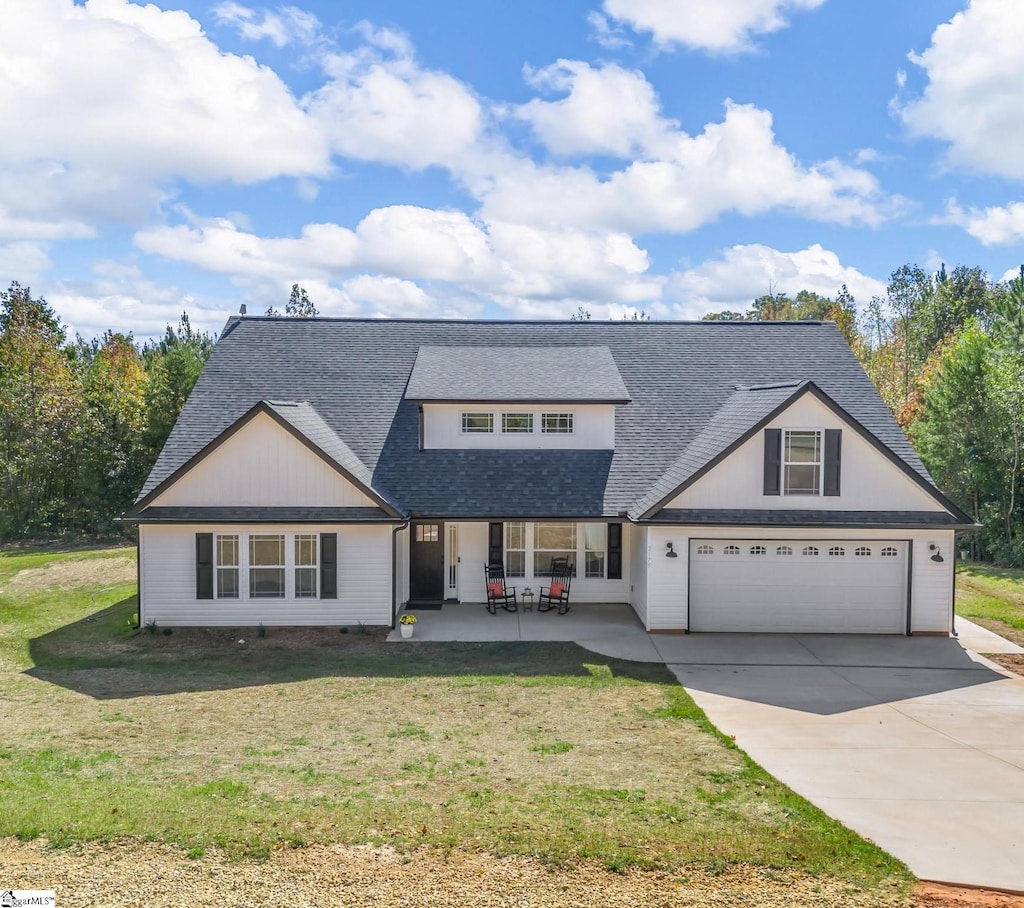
[
  {"left": 484, "top": 563, "right": 518, "bottom": 614},
  {"left": 538, "top": 563, "right": 572, "bottom": 615}
]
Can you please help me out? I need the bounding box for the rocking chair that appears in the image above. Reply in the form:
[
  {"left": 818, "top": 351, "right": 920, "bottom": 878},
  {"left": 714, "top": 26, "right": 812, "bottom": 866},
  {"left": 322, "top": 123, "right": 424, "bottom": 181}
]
[
  {"left": 484, "top": 563, "right": 518, "bottom": 614},
  {"left": 538, "top": 563, "right": 572, "bottom": 614}
]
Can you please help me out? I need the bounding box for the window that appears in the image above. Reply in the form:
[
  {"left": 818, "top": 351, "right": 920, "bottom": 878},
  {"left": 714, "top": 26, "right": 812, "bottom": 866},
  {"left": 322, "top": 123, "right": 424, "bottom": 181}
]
[
  {"left": 294, "top": 534, "right": 318, "bottom": 599},
  {"left": 541, "top": 412, "right": 574, "bottom": 434},
  {"left": 461, "top": 412, "right": 493, "bottom": 433},
  {"left": 583, "top": 523, "right": 606, "bottom": 578},
  {"left": 216, "top": 534, "right": 239, "bottom": 599},
  {"left": 776, "top": 545, "right": 793, "bottom": 556},
  {"left": 855, "top": 546, "right": 872, "bottom": 557},
  {"left": 249, "top": 534, "right": 285, "bottom": 598},
  {"left": 828, "top": 546, "right": 845, "bottom": 557},
  {"left": 783, "top": 430, "right": 822, "bottom": 495},
  {"left": 502, "top": 412, "right": 533, "bottom": 434},
  {"left": 534, "top": 522, "right": 576, "bottom": 574},
  {"left": 750, "top": 545, "right": 767, "bottom": 555},
  {"left": 723, "top": 545, "right": 741, "bottom": 555},
  {"left": 696, "top": 544, "right": 714, "bottom": 555},
  {"left": 881, "top": 546, "right": 899, "bottom": 557},
  {"left": 802, "top": 545, "right": 819, "bottom": 556},
  {"left": 505, "top": 522, "right": 527, "bottom": 577},
  {"left": 415, "top": 524, "right": 439, "bottom": 543}
]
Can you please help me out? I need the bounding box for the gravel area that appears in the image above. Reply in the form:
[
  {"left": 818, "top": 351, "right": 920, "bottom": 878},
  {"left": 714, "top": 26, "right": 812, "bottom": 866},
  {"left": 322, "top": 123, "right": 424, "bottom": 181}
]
[{"left": 0, "top": 839, "right": 919, "bottom": 907}]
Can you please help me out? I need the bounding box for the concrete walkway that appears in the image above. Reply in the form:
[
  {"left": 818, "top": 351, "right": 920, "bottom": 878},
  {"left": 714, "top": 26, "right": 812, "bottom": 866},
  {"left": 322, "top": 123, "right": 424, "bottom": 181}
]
[{"left": 392, "top": 603, "right": 1024, "bottom": 890}]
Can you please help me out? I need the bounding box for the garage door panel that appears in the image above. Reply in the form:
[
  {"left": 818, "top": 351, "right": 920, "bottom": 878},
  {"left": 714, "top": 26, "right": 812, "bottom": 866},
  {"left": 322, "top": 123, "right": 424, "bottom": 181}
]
[{"left": 689, "top": 539, "right": 907, "bottom": 634}]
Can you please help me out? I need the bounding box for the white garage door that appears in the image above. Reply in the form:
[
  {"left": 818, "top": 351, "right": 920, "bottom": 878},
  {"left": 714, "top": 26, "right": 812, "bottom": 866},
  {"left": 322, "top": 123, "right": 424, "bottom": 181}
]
[{"left": 689, "top": 539, "right": 908, "bottom": 634}]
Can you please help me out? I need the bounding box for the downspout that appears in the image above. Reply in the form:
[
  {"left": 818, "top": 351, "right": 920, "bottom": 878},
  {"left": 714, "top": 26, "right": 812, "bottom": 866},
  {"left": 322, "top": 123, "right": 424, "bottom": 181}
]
[{"left": 391, "top": 520, "right": 409, "bottom": 629}]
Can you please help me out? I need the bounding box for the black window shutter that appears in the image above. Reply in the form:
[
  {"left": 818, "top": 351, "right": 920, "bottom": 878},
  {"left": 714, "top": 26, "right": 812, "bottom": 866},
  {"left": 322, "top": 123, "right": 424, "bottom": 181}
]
[
  {"left": 823, "top": 429, "right": 842, "bottom": 497},
  {"left": 607, "top": 522, "right": 623, "bottom": 580},
  {"left": 196, "top": 533, "right": 213, "bottom": 600},
  {"left": 488, "top": 522, "right": 503, "bottom": 566},
  {"left": 763, "top": 428, "right": 782, "bottom": 496},
  {"left": 320, "top": 533, "right": 338, "bottom": 599}
]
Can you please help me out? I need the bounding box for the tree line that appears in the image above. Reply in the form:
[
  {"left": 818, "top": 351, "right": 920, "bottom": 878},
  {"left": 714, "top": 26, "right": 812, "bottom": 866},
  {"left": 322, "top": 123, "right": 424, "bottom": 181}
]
[{"left": 2, "top": 270, "right": 1023, "bottom": 563}]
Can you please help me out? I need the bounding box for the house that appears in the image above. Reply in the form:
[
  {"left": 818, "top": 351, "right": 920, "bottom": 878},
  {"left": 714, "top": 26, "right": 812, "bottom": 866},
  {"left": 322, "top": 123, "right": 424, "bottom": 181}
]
[{"left": 125, "top": 316, "right": 975, "bottom": 635}]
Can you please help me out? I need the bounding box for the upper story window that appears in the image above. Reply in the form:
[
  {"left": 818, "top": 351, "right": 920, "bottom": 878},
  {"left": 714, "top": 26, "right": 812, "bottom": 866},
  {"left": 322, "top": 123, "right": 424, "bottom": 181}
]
[
  {"left": 783, "top": 430, "right": 821, "bottom": 496},
  {"left": 461, "top": 412, "right": 494, "bottom": 433},
  {"left": 541, "top": 412, "right": 574, "bottom": 434},
  {"left": 502, "top": 412, "right": 533, "bottom": 434}
]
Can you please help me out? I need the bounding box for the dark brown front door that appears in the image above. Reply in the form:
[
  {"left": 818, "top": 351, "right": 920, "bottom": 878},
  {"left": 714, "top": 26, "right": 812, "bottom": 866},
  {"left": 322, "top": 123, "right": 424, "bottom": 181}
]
[{"left": 409, "top": 521, "right": 444, "bottom": 603}]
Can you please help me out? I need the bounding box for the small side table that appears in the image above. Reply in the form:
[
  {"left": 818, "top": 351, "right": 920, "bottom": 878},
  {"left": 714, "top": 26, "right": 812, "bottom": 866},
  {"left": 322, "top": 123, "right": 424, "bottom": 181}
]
[{"left": 520, "top": 588, "right": 534, "bottom": 611}]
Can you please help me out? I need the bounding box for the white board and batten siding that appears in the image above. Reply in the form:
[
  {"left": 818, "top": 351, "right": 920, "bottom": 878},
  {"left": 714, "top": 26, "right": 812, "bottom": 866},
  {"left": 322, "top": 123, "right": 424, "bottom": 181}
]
[
  {"left": 140, "top": 523, "right": 393, "bottom": 627},
  {"left": 150, "top": 411, "right": 377, "bottom": 509},
  {"left": 640, "top": 526, "right": 954, "bottom": 635},
  {"left": 629, "top": 524, "right": 649, "bottom": 627},
  {"left": 666, "top": 394, "right": 944, "bottom": 513}
]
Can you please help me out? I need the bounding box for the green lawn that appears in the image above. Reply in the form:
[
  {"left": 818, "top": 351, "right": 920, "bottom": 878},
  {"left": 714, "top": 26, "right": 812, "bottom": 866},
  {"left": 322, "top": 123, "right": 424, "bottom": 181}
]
[
  {"left": 956, "top": 563, "right": 1024, "bottom": 647},
  {"left": 0, "top": 546, "right": 910, "bottom": 892}
]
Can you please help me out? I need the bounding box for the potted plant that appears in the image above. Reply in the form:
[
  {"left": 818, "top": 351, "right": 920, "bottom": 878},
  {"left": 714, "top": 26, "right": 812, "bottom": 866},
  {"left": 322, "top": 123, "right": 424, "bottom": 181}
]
[{"left": 399, "top": 613, "right": 417, "bottom": 638}]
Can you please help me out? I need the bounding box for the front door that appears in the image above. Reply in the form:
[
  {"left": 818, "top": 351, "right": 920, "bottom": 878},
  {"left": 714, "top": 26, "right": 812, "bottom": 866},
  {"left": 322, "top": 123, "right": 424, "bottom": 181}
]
[{"left": 410, "top": 521, "right": 445, "bottom": 603}]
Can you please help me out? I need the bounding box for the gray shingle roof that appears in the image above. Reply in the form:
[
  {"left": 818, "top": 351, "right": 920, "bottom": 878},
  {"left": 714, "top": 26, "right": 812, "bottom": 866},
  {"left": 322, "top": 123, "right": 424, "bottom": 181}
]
[
  {"left": 629, "top": 381, "right": 804, "bottom": 519},
  {"left": 404, "top": 345, "right": 630, "bottom": 402},
  {"left": 645, "top": 509, "right": 971, "bottom": 528},
  {"left": 138, "top": 317, "right": 949, "bottom": 519}
]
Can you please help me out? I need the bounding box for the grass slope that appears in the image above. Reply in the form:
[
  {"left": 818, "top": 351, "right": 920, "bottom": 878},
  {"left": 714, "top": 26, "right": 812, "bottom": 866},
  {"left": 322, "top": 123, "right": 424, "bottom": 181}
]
[
  {"left": 0, "top": 547, "right": 909, "bottom": 891},
  {"left": 956, "top": 564, "right": 1024, "bottom": 647}
]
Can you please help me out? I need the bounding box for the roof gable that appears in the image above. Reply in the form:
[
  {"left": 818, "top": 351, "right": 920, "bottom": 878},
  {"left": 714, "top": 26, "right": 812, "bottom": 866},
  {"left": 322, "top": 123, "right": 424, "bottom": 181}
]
[
  {"left": 638, "top": 382, "right": 971, "bottom": 522},
  {"left": 128, "top": 401, "right": 401, "bottom": 517}
]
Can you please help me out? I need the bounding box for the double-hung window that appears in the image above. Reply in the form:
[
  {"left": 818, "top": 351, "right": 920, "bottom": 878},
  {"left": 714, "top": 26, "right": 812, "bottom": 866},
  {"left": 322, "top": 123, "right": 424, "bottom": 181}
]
[
  {"left": 294, "top": 534, "right": 318, "bottom": 598},
  {"left": 583, "top": 523, "right": 606, "bottom": 578},
  {"left": 783, "top": 430, "right": 821, "bottom": 495},
  {"left": 505, "top": 522, "right": 527, "bottom": 577},
  {"left": 249, "top": 534, "right": 285, "bottom": 598},
  {"left": 216, "top": 534, "right": 239, "bottom": 599},
  {"left": 534, "top": 522, "right": 576, "bottom": 575}
]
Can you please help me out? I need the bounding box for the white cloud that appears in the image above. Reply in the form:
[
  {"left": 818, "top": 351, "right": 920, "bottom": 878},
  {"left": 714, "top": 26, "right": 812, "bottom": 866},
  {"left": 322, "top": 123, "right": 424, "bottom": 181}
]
[
  {"left": 899, "top": 0, "right": 1024, "bottom": 180},
  {"left": 0, "top": 206, "right": 95, "bottom": 242},
  {"left": 212, "top": 2, "right": 320, "bottom": 47},
  {"left": 516, "top": 61, "right": 675, "bottom": 158},
  {"left": 133, "top": 204, "right": 662, "bottom": 313},
  {"left": 670, "top": 243, "right": 887, "bottom": 318},
  {"left": 944, "top": 199, "right": 1024, "bottom": 246},
  {"left": 600, "top": 0, "right": 826, "bottom": 53},
  {"left": 0, "top": 242, "right": 52, "bottom": 282},
  {"left": 586, "top": 11, "right": 632, "bottom": 49},
  {"left": 44, "top": 269, "right": 230, "bottom": 341},
  {"left": 485, "top": 101, "right": 893, "bottom": 233},
  {"left": 305, "top": 27, "right": 486, "bottom": 172},
  {"left": 0, "top": 0, "right": 330, "bottom": 232}
]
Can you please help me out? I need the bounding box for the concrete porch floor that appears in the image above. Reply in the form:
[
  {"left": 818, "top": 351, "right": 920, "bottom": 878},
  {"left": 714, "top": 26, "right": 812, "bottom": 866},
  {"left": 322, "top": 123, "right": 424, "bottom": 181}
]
[{"left": 388, "top": 602, "right": 666, "bottom": 662}]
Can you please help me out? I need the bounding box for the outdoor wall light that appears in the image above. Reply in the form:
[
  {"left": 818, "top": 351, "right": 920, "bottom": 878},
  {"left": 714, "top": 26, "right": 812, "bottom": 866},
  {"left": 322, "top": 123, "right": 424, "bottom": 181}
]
[
  {"left": 665, "top": 541, "right": 678, "bottom": 558},
  {"left": 929, "top": 544, "right": 944, "bottom": 563}
]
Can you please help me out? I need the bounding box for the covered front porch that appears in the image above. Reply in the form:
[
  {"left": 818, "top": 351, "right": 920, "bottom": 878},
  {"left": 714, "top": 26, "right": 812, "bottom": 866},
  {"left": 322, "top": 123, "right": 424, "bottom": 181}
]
[{"left": 389, "top": 602, "right": 663, "bottom": 662}]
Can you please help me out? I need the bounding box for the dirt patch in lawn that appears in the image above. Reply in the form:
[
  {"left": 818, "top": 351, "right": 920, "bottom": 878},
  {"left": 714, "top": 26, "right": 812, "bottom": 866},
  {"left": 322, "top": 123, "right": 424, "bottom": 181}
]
[
  {"left": 983, "top": 653, "right": 1024, "bottom": 678},
  {"left": 915, "top": 882, "right": 1024, "bottom": 907},
  {"left": 0, "top": 838, "right": 915, "bottom": 908},
  {"left": 5, "top": 556, "right": 136, "bottom": 592}
]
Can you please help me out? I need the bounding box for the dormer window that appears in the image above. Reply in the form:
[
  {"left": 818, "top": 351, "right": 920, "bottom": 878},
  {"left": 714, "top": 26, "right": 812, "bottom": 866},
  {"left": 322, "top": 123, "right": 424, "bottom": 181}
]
[
  {"left": 502, "top": 412, "right": 533, "bottom": 434},
  {"left": 541, "top": 412, "right": 574, "bottom": 434},
  {"left": 461, "top": 412, "right": 494, "bottom": 433}
]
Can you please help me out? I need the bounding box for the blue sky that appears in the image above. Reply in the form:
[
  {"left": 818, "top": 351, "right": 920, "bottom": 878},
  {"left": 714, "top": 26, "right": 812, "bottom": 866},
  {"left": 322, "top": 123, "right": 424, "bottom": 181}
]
[{"left": 2, "top": 0, "right": 1023, "bottom": 339}]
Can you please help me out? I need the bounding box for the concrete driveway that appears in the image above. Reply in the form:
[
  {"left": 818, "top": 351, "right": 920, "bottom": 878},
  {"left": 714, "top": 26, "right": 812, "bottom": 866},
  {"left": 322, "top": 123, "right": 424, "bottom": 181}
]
[{"left": 656, "top": 629, "right": 1024, "bottom": 892}]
